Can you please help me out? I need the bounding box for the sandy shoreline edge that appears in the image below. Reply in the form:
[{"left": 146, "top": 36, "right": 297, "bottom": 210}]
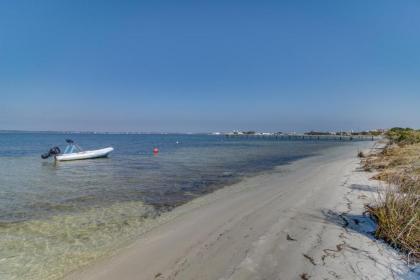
[{"left": 67, "top": 142, "right": 418, "bottom": 280}]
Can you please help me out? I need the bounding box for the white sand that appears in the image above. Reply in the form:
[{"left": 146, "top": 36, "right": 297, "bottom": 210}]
[{"left": 67, "top": 142, "right": 418, "bottom": 280}]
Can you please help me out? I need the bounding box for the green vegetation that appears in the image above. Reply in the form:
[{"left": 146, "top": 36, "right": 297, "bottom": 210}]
[
  {"left": 368, "top": 130, "right": 383, "bottom": 136},
  {"left": 386, "top": 127, "right": 420, "bottom": 145},
  {"left": 363, "top": 127, "right": 420, "bottom": 261}
]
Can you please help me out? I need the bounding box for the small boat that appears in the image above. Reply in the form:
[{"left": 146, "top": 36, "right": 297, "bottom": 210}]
[{"left": 42, "top": 139, "right": 114, "bottom": 161}]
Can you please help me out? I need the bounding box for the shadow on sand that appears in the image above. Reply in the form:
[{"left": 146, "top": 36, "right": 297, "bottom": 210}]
[
  {"left": 348, "top": 183, "right": 378, "bottom": 193},
  {"left": 322, "top": 208, "right": 420, "bottom": 278}
]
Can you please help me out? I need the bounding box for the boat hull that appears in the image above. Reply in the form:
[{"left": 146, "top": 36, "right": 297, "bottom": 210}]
[{"left": 55, "top": 147, "right": 114, "bottom": 161}]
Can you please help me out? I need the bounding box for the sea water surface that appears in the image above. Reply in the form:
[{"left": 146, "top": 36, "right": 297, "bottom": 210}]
[{"left": 0, "top": 133, "right": 363, "bottom": 279}]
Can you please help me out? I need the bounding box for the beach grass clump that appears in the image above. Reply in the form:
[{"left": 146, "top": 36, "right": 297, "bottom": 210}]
[
  {"left": 363, "top": 127, "right": 420, "bottom": 261},
  {"left": 366, "top": 185, "right": 420, "bottom": 260}
]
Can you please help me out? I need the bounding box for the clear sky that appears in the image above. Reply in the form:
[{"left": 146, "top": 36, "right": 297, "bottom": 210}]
[{"left": 0, "top": 0, "right": 419, "bottom": 132}]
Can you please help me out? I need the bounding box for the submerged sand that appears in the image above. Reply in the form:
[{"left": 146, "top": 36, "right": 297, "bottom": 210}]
[{"left": 67, "top": 142, "right": 418, "bottom": 280}]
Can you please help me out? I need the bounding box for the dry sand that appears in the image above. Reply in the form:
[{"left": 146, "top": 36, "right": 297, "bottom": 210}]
[{"left": 67, "top": 142, "right": 419, "bottom": 280}]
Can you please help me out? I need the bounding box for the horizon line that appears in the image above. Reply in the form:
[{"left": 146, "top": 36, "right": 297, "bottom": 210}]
[{"left": 0, "top": 128, "right": 390, "bottom": 135}]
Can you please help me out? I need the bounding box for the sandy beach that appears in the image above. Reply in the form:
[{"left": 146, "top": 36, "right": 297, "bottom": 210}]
[
  {"left": 67, "top": 142, "right": 417, "bottom": 280},
  {"left": 4, "top": 1, "right": 419, "bottom": 279}
]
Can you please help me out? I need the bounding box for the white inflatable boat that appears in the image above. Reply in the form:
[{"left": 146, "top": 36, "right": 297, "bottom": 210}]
[
  {"left": 55, "top": 147, "right": 114, "bottom": 161},
  {"left": 42, "top": 139, "right": 114, "bottom": 161}
]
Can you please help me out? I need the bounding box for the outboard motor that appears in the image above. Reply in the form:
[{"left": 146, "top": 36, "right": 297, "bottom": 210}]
[{"left": 41, "top": 146, "right": 61, "bottom": 159}]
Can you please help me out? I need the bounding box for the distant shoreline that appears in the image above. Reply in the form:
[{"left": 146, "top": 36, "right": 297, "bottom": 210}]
[
  {"left": 0, "top": 130, "right": 209, "bottom": 135},
  {"left": 0, "top": 129, "right": 384, "bottom": 138}
]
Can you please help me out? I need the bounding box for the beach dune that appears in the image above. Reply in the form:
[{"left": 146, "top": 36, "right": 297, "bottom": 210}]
[{"left": 68, "top": 142, "right": 414, "bottom": 280}]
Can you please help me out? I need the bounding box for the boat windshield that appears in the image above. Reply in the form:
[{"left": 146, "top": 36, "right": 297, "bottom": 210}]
[{"left": 63, "top": 144, "right": 82, "bottom": 154}]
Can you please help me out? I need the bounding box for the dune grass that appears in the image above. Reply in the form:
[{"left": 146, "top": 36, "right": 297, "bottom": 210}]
[
  {"left": 363, "top": 128, "right": 420, "bottom": 261},
  {"left": 386, "top": 127, "right": 420, "bottom": 145}
]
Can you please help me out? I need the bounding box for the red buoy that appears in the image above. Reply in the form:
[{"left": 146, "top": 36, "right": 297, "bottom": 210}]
[{"left": 153, "top": 147, "right": 159, "bottom": 154}]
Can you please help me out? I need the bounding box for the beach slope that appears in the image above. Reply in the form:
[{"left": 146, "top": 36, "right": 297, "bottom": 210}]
[{"left": 68, "top": 143, "right": 416, "bottom": 280}]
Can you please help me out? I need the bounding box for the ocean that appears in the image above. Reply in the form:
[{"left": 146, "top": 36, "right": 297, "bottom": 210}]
[{"left": 0, "top": 133, "right": 367, "bottom": 279}]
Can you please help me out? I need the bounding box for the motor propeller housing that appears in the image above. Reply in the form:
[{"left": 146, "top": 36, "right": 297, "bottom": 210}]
[{"left": 41, "top": 146, "right": 61, "bottom": 159}]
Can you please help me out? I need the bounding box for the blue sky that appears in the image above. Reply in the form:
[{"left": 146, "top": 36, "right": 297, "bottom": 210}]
[{"left": 0, "top": 0, "right": 419, "bottom": 132}]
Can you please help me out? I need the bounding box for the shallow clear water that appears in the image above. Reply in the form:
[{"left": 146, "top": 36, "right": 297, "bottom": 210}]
[{"left": 0, "top": 133, "right": 365, "bottom": 279}]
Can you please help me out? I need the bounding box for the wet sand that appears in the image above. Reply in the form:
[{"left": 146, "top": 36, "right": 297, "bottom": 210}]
[{"left": 67, "top": 142, "right": 417, "bottom": 280}]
